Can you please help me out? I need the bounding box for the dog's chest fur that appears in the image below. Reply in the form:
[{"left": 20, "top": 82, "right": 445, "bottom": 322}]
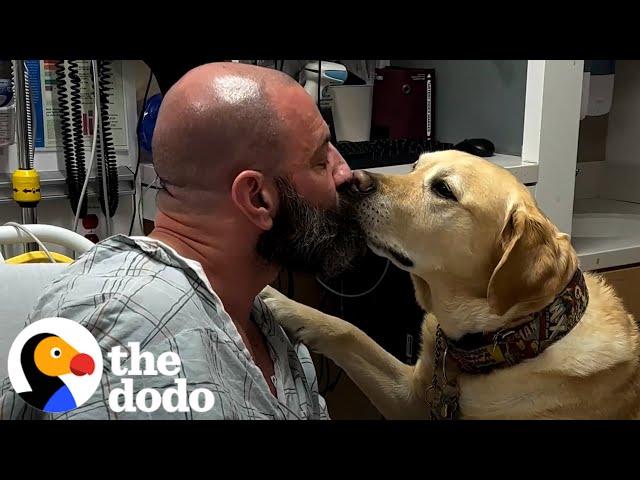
[{"left": 415, "top": 273, "right": 640, "bottom": 419}]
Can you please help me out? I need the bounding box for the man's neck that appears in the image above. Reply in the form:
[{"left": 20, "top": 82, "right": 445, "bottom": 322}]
[{"left": 149, "top": 211, "right": 278, "bottom": 329}]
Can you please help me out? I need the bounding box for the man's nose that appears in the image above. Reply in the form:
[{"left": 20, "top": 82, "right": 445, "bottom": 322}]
[{"left": 331, "top": 145, "right": 353, "bottom": 188}]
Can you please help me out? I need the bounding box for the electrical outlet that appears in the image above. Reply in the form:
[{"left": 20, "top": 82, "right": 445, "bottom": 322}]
[{"left": 78, "top": 197, "right": 105, "bottom": 243}]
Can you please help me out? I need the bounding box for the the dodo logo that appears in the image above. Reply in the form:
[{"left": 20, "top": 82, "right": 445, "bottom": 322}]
[{"left": 7, "top": 318, "right": 103, "bottom": 414}]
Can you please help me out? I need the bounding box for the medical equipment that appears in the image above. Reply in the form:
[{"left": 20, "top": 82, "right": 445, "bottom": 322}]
[
  {"left": 299, "top": 61, "right": 348, "bottom": 144},
  {"left": 0, "top": 60, "right": 138, "bottom": 245},
  {"left": 300, "top": 61, "right": 347, "bottom": 105},
  {"left": 71, "top": 61, "right": 101, "bottom": 234},
  {"left": 139, "top": 93, "right": 162, "bottom": 153},
  {"left": 55, "top": 60, "right": 119, "bottom": 231},
  {"left": 129, "top": 70, "right": 155, "bottom": 236},
  {"left": 6, "top": 60, "right": 41, "bottom": 253}
]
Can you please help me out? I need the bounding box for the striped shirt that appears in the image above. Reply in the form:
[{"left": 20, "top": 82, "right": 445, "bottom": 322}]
[{"left": 0, "top": 235, "right": 328, "bottom": 420}]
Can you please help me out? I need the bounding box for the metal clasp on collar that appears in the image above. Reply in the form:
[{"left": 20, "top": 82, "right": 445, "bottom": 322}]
[
  {"left": 492, "top": 329, "right": 515, "bottom": 353},
  {"left": 442, "top": 341, "right": 450, "bottom": 383}
]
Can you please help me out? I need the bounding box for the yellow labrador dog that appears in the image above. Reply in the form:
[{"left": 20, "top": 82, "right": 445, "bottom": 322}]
[{"left": 261, "top": 150, "right": 640, "bottom": 419}]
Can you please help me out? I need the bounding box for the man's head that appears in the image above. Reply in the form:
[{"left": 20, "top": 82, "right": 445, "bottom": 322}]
[{"left": 151, "top": 62, "right": 366, "bottom": 278}]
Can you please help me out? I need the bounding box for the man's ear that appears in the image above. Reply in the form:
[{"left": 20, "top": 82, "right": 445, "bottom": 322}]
[
  {"left": 231, "top": 171, "right": 278, "bottom": 231},
  {"left": 486, "top": 202, "right": 578, "bottom": 317}
]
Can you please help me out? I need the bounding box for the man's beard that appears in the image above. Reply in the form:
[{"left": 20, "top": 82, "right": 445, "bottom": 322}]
[{"left": 256, "top": 176, "right": 368, "bottom": 279}]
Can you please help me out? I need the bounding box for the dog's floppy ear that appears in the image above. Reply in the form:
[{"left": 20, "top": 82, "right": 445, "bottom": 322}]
[
  {"left": 411, "top": 274, "right": 432, "bottom": 312},
  {"left": 487, "top": 203, "right": 577, "bottom": 317}
]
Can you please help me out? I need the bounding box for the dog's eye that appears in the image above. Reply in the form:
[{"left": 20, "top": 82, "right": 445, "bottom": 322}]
[
  {"left": 411, "top": 161, "right": 418, "bottom": 171},
  {"left": 432, "top": 179, "right": 457, "bottom": 201}
]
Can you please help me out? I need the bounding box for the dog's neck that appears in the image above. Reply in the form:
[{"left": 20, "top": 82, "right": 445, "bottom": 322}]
[{"left": 422, "top": 273, "right": 566, "bottom": 341}]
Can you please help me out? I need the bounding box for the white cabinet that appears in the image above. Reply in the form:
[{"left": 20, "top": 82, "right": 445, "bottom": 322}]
[
  {"left": 571, "top": 61, "right": 640, "bottom": 271},
  {"left": 522, "top": 61, "right": 583, "bottom": 235}
]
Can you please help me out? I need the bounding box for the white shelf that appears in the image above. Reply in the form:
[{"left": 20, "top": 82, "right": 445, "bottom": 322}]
[
  {"left": 367, "top": 154, "right": 539, "bottom": 185},
  {"left": 573, "top": 198, "right": 640, "bottom": 271}
]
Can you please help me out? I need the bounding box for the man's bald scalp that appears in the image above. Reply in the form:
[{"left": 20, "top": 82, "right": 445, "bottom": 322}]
[{"left": 152, "top": 63, "right": 299, "bottom": 211}]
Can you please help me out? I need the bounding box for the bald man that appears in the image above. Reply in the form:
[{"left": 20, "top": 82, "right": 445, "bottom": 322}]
[{"left": 0, "top": 63, "right": 366, "bottom": 420}]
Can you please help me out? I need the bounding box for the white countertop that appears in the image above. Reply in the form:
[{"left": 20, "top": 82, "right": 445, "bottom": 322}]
[{"left": 573, "top": 198, "right": 640, "bottom": 271}]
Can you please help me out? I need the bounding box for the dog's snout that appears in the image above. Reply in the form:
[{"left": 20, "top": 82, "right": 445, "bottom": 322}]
[{"left": 351, "top": 170, "right": 376, "bottom": 195}]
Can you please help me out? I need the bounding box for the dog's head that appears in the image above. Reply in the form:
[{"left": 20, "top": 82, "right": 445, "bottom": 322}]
[{"left": 350, "top": 150, "right": 578, "bottom": 319}]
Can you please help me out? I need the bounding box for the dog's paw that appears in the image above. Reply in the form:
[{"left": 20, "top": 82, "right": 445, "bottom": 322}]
[
  {"left": 259, "top": 286, "right": 313, "bottom": 342},
  {"left": 258, "top": 285, "right": 290, "bottom": 305},
  {"left": 259, "top": 286, "right": 354, "bottom": 353}
]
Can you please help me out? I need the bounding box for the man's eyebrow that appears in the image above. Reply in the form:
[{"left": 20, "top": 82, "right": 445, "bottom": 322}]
[{"left": 310, "top": 132, "right": 331, "bottom": 162}]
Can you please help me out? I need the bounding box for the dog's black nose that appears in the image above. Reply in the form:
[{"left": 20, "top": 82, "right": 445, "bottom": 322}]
[{"left": 350, "top": 170, "right": 376, "bottom": 195}]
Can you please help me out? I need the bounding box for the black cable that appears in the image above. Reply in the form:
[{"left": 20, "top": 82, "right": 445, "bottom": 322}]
[
  {"left": 96, "top": 60, "right": 119, "bottom": 218},
  {"left": 128, "top": 68, "right": 153, "bottom": 235},
  {"left": 68, "top": 60, "right": 88, "bottom": 219},
  {"left": 55, "top": 61, "right": 84, "bottom": 218}
]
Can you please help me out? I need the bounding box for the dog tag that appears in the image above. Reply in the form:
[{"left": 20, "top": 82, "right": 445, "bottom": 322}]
[
  {"left": 440, "top": 384, "right": 459, "bottom": 420},
  {"left": 428, "top": 383, "right": 460, "bottom": 420}
]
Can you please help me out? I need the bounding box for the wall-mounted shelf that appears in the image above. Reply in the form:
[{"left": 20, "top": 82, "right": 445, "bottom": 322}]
[{"left": 0, "top": 166, "right": 135, "bottom": 205}]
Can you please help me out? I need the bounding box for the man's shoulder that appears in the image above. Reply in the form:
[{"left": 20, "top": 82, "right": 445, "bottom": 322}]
[
  {"left": 43, "top": 235, "right": 211, "bottom": 299},
  {"left": 30, "top": 236, "right": 223, "bottom": 351},
  {"left": 64, "top": 235, "right": 187, "bottom": 277}
]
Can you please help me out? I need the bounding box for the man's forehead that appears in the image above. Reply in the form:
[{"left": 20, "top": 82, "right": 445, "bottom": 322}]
[{"left": 273, "top": 85, "right": 317, "bottom": 116}]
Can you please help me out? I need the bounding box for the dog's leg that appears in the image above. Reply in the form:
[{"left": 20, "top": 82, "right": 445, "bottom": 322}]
[{"left": 260, "top": 286, "right": 431, "bottom": 419}]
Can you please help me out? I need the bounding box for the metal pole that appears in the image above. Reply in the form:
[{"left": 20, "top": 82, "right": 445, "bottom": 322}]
[{"left": 13, "top": 60, "right": 37, "bottom": 251}]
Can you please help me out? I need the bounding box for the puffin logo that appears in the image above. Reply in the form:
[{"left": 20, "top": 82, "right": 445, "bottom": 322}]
[{"left": 7, "top": 318, "right": 103, "bottom": 414}]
